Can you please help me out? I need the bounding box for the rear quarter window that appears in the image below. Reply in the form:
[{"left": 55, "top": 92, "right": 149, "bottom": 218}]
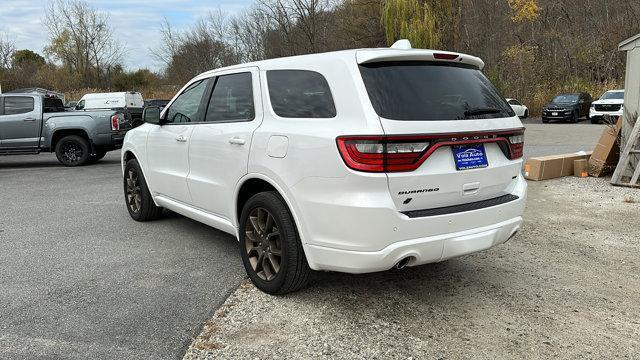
[
  {"left": 3, "top": 97, "right": 35, "bottom": 115},
  {"left": 267, "top": 70, "right": 336, "bottom": 118}
]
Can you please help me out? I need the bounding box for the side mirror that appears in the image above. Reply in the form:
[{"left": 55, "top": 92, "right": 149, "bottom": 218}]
[{"left": 143, "top": 106, "right": 162, "bottom": 125}]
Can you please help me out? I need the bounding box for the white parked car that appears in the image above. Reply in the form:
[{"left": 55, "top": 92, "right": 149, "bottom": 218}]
[
  {"left": 590, "top": 90, "right": 624, "bottom": 124},
  {"left": 76, "top": 91, "right": 144, "bottom": 110},
  {"left": 121, "top": 41, "right": 527, "bottom": 294},
  {"left": 506, "top": 98, "right": 529, "bottom": 118}
]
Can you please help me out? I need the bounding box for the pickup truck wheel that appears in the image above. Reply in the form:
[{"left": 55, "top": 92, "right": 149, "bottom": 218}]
[
  {"left": 124, "top": 159, "right": 163, "bottom": 221},
  {"left": 239, "top": 191, "right": 310, "bottom": 295},
  {"left": 88, "top": 150, "right": 107, "bottom": 164},
  {"left": 55, "top": 135, "right": 90, "bottom": 166}
]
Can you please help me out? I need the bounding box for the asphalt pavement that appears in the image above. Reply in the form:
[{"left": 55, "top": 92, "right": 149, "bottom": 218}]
[
  {"left": 0, "top": 152, "right": 245, "bottom": 359},
  {"left": 522, "top": 117, "right": 604, "bottom": 158}
]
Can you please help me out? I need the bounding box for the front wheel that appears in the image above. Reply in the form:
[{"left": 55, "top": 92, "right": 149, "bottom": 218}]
[
  {"left": 239, "top": 192, "right": 311, "bottom": 295},
  {"left": 55, "top": 135, "right": 90, "bottom": 166},
  {"left": 123, "top": 159, "right": 163, "bottom": 221}
]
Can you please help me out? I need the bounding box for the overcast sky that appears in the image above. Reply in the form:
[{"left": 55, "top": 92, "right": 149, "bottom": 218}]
[{"left": 0, "top": 0, "right": 253, "bottom": 71}]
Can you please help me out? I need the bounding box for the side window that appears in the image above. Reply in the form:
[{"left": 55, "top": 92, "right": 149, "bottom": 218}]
[
  {"left": 76, "top": 100, "right": 85, "bottom": 110},
  {"left": 166, "top": 79, "right": 210, "bottom": 124},
  {"left": 507, "top": 100, "right": 518, "bottom": 106},
  {"left": 267, "top": 70, "right": 336, "bottom": 118},
  {"left": 4, "top": 97, "right": 35, "bottom": 115},
  {"left": 204, "top": 72, "right": 254, "bottom": 122}
]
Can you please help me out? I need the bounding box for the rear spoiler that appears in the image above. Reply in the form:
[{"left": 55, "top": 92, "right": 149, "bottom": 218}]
[{"left": 356, "top": 49, "right": 485, "bottom": 70}]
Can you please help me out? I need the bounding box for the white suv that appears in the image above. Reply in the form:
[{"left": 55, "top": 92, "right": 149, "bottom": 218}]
[
  {"left": 590, "top": 90, "right": 624, "bottom": 124},
  {"left": 122, "top": 42, "right": 527, "bottom": 294}
]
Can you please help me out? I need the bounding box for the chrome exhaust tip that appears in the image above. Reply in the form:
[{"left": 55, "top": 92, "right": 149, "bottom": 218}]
[{"left": 394, "top": 257, "right": 411, "bottom": 270}]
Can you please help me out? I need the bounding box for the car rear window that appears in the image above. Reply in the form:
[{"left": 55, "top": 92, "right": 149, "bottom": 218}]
[
  {"left": 267, "top": 70, "right": 336, "bottom": 118},
  {"left": 359, "top": 61, "right": 514, "bottom": 121}
]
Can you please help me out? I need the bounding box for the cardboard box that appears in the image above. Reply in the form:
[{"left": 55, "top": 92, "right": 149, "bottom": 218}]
[
  {"left": 574, "top": 159, "right": 588, "bottom": 177},
  {"left": 524, "top": 151, "right": 593, "bottom": 181},
  {"left": 589, "top": 117, "right": 623, "bottom": 177}
]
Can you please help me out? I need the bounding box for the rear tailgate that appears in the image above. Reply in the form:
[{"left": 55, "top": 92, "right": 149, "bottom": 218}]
[{"left": 356, "top": 54, "right": 524, "bottom": 213}]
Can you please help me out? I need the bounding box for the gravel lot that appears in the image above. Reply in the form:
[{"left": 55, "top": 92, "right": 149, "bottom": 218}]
[{"left": 184, "top": 178, "right": 639, "bottom": 359}]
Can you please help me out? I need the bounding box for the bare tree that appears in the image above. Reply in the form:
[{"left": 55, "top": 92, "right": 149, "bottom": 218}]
[
  {"left": 44, "top": 0, "right": 123, "bottom": 86},
  {"left": 149, "top": 17, "right": 183, "bottom": 67},
  {"left": 0, "top": 33, "right": 16, "bottom": 70}
]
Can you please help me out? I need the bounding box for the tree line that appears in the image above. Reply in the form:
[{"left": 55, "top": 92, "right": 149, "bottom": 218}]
[{"left": 1, "top": 0, "right": 639, "bottom": 113}]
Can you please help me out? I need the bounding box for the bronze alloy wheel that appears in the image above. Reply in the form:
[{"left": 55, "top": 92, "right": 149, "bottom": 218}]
[
  {"left": 244, "top": 207, "right": 282, "bottom": 281},
  {"left": 125, "top": 168, "right": 142, "bottom": 214}
]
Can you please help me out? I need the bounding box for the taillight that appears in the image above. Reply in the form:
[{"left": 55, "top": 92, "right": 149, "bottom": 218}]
[
  {"left": 337, "top": 129, "right": 525, "bottom": 173},
  {"left": 508, "top": 133, "right": 524, "bottom": 159},
  {"left": 337, "top": 136, "right": 431, "bottom": 172},
  {"left": 111, "top": 114, "right": 120, "bottom": 131}
]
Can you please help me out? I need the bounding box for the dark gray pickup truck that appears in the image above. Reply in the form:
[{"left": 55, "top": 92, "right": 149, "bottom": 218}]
[{"left": 0, "top": 93, "right": 130, "bottom": 166}]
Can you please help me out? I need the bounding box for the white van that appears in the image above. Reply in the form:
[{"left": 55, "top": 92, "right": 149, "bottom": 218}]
[
  {"left": 76, "top": 92, "right": 144, "bottom": 110},
  {"left": 122, "top": 40, "right": 526, "bottom": 294}
]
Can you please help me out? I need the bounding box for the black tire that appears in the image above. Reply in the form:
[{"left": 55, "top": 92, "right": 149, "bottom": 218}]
[
  {"left": 239, "top": 191, "right": 310, "bottom": 295},
  {"left": 571, "top": 111, "right": 579, "bottom": 123},
  {"left": 542, "top": 117, "right": 549, "bottom": 123},
  {"left": 88, "top": 150, "right": 108, "bottom": 164},
  {"left": 523, "top": 110, "right": 529, "bottom": 119},
  {"left": 55, "top": 135, "right": 90, "bottom": 166},
  {"left": 123, "top": 159, "right": 163, "bottom": 221},
  {"left": 591, "top": 117, "right": 600, "bottom": 124}
]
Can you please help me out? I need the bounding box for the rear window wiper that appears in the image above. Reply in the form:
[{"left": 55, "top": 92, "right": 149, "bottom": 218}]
[{"left": 464, "top": 107, "right": 502, "bottom": 116}]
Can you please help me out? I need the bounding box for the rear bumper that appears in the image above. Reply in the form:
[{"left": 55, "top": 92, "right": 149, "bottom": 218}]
[
  {"left": 93, "top": 131, "right": 127, "bottom": 150},
  {"left": 294, "top": 173, "right": 527, "bottom": 273},
  {"left": 305, "top": 216, "right": 522, "bottom": 273}
]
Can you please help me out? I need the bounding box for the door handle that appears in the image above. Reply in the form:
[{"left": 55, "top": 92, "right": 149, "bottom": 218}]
[
  {"left": 229, "top": 137, "right": 246, "bottom": 145},
  {"left": 23, "top": 118, "right": 36, "bottom": 122},
  {"left": 175, "top": 135, "right": 187, "bottom": 142}
]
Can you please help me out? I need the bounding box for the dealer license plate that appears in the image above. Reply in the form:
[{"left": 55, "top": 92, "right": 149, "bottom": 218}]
[{"left": 453, "top": 144, "right": 489, "bottom": 170}]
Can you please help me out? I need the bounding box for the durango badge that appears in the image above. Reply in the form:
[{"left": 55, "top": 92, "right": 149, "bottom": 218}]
[{"left": 398, "top": 188, "right": 440, "bottom": 195}]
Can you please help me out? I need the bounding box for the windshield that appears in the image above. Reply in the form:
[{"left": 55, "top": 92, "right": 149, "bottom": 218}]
[
  {"left": 552, "top": 94, "right": 579, "bottom": 103},
  {"left": 359, "top": 61, "right": 514, "bottom": 121},
  {"left": 600, "top": 91, "right": 624, "bottom": 100}
]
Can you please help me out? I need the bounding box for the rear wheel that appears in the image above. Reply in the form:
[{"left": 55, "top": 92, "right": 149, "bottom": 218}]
[
  {"left": 124, "top": 159, "right": 163, "bottom": 221},
  {"left": 239, "top": 191, "right": 310, "bottom": 295},
  {"left": 523, "top": 110, "right": 529, "bottom": 119},
  {"left": 55, "top": 135, "right": 90, "bottom": 166},
  {"left": 88, "top": 150, "right": 107, "bottom": 164}
]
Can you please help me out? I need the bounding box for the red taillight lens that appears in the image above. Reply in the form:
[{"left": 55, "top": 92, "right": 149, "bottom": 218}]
[
  {"left": 337, "top": 129, "right": 525, "bottom": 173},
  {"left": 111, "top": 114, "right": 120, "bottom": 131},
  {"left": 337, "top": 136, "right": 430, "bottom": 172},
  {"left": 508, "top": 133, "right": 524, "bottom": 159}
]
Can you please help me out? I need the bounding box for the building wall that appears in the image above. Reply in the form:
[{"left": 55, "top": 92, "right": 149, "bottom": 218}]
[{"left": 622, "top": 45, "right": 640, "bottom": 172}]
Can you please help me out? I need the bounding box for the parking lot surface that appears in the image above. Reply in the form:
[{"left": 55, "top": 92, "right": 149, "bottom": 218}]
[
  {"left": 0, "top": 153, "right": 245, "bottom": 359},
  {"left": 184, "top": 177, "right": 640, "bottom": 360},
  {"left": 0, "top": 121, "right": 617, "bottom": 359}
]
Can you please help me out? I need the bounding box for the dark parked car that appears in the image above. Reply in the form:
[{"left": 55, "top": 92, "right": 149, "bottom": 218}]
[{"left": 541, "top": 92, "right": 592, "bottom": 123}]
